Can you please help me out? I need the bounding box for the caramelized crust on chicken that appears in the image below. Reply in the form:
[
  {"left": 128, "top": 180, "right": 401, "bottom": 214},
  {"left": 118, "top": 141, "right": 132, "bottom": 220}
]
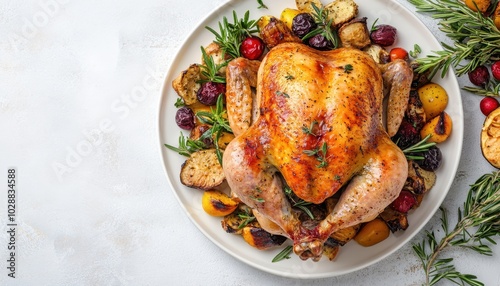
[{"left": 223, "top": 42, "right": 408, "bottom": 261}]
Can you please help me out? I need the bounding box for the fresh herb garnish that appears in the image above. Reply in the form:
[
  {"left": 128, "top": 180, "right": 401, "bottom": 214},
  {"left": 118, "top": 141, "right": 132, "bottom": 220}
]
[
  {"left": 199, "top": 46, "right": 227, "bottom": 84},
  {"left": 196, "top": 94, "right": 233, "bottom": 165},
  {"left": 343, "top": 64, "right": 353, "bottom": 74},
  {"left": 174, "top": 98, "right": 185, "bottom": 108},
  {"left": 272, "top": 245, "right": 293, "bottom": 262},
  {"left": 408, "top": 0, "right": 500, "bottom": 79},
  {"left": 402, "top": 134, "right": 436, "bottom": 160},
  {"left": 205, "top": 11, "right": 259, "bottom": 59},
  {"left": 237, "top": 212, "right": 256, "bottom": 229},
  {"left": 284, "top": 186, "right": 314, "bottom": 219},
  {"left": 304, "top": 142, "right": 328, "bottom": 168},
  {"left": 413, "top": 171, "right": 500, "bottom": 286},
  {"left": 250, "top": 196, "right": 265, "bottom": 203},
  {"left": 301, "top": 120, "right": 318, "bottom": 136},
  {"left": 275, "top": 90, "right": 290, "bottom": 98},
  {"left": 301, "top": 3, "right": 339, "bottom": 49},
  {"left": 256, "top": 0, "right": 268, "bottom": 9},
  {"left": 409, "top": 44, "right": 422, "bottom": 58},
  {"left": 164, "top": 132, "right": 207, "bottom": 157}
]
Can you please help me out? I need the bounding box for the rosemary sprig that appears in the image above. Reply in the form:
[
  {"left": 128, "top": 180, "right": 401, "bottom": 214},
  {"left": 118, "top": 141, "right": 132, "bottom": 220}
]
[
  {"left": 199, "top": 46, "right": 227, "bottom": 84},
  {"left": 164, "top": 132, "right": 207, "bottom": 157},
  {"left": 272, "top": 245, "right": 293, "bottom": 262},
  {"left": 302, "top": 3, "right": 339, "bottom": 49},
  {"left": 463, "top": 80, "right": 500, "bottom": 96},
  {"left": 408, "top": 0, "right": 500, "bottom": 79},
  {"left": 205, "top": 11, "right": 259, "bottom": 59},
  {"left": 256, "top": 0, "right": 268, "bottom": 9},
  {"left": 196, "top": 94, "right": 232, "bottom": 165},
  {"left": 413, "top": 171, "right": 500, "bottom": 286},
  {"left": 402, "top": 134, "right": 436, "bottom": 160},
  {"left": 284, "top": 186, "right": 315, "bottom": 219},
  {"left": 237, "top": 212, "right": 256, "bottom": 229}
]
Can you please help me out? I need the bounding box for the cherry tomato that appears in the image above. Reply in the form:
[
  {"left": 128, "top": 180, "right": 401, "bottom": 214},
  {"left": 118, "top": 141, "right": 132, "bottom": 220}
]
[
  {"left": 492, "top": 61, "right": 500, "bottom": 81},
  {"left": 389, "top": 47, "right": 408, "bottom": 62},
  {"left": 480, "top": 96, "right": 500, "bottom": 116},
  {"left": 240, "top": 36, "right": 265, "bottom": 60}
]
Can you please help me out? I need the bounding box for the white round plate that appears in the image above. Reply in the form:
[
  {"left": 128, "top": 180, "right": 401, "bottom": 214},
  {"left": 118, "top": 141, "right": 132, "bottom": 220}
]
[{"left": 158, "top": 0, "right": 463, "bottom": 279}]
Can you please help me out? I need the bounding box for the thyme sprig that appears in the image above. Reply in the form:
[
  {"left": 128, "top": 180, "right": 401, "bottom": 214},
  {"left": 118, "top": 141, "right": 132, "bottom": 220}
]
[
  {"left": 303, "top": 142, "right": 329, "bottom": 168},
  {"left": 413, "top": 171, "right": 500, "bottom": 286},
  {"left": 402, "top": 134, "right": 436, "bottom": 160},
  {"left": 408, "top": 0, "right": 500, "bottom": 79},
  {"left": 302, "top": 3, "right": 339, "bottom": 49},
  {"left": 196, "top": 94, "right": 232, "bottom": 165},
  {"left": 205, "top": 11, "right": 259, "bottom": 59}
]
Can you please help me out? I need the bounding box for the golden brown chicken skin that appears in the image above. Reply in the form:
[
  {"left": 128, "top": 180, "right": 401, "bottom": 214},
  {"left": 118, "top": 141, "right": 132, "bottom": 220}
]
[{"left": 223, "top": 42, "right": 408, "bottom": 261}]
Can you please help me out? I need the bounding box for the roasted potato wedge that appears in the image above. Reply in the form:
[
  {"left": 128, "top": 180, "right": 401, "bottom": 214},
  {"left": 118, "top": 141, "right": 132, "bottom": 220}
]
[
  {"left": 330, "top": 224, "right": 361, "bottom": 246},
  {"left": 180, "top": 149, "right": 224, "bottom": 190},
  {"left": 338, "top": 17, "right": 371, "bottom": 49},
  {"left": 202, "top": 189, "right": 239, "bottom": 216},
  {"left": 354, "top": 218, "right": 390, "bottom": 247},
  {"left": 420, "top": 111, "right": 453, "bottom": 143},
  {"left": 325, "top": 0, "right": 359, "bottom": 28},
  {"left": 241, "top": 226, "right": 287, "bottom": 250},
  {"left": 481, "top": 107, "right": 500, "bottom": 168},
  {"left": 295, "top": 0, "right": 323, "bottom": 13},
  {"left": 172, "top": 64, "right": 201, "bottom": 106}
]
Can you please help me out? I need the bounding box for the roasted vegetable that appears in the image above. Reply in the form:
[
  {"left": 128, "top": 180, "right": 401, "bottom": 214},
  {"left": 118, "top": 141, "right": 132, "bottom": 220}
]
[
  {"left": 258, "top": 17, "right": 302, "bottom": 49},
  {"left": 354, "top": 218, "right": 390, "bottom": 247},
  {"left": 172, "top": 64, "right": 201, "bottom": 105},
  {"left": 202, "top": 189, "right": 239, "bottom": 216},
  {"left": 180, "top": 149, "right": 225, "bottom": 190},
  {"left": 481, "top": 107, "right": 500, "bottom": 168},
  {"left": 417, "top": 83, "right": 449, "bottom": 120},
  {"left": 465, "top": 0, "right": 491, "bottom": 12},
  {"left": 324, "top": 0, "right": 359, "bottom": 27},
  {"left": 405, "top": 160, "right": 437, "bottom": 195},
  {"left": 379, "top": 207, "right": 409, "bottom": 232},
  {"left": 221, "top": 204, "right": 257, "bottom": 234},
  {"left": 410, "top": 61, "right": 432, "bottom": 89},
  {"left": 370, "top": 24, "right": 397, "bottom": 47},
  {"left": 329, "top": 224, "right": 361, "bottom": 246},
  {"left": 241, "top": 226, "right": 287, "bottom": 250},
  {"left": 323, "top": 238, "right": 340, "bottom": 261},
  {"left": 420, "top": 111, "right": 453, "bottom": 143},
  {"left": 201, "top": 42, "right": 227, "bottom": 75},
  {"left": 494, "top": 3, "right": 500, "bottom": 29},
  {"left": 295, "top": 0, "right": 323, "bottom": 14},
  {"left": 363, "top": 44, "right": 390, "bottom": 64},
  {"left": 406, "top": 90, "right": 426, "bottom": 131},
  {"left": 280, "top": 8, "right": 301, "bottom": 30},
  {"left": 338, "top": 17, "right": 371, "bottom": 49}
]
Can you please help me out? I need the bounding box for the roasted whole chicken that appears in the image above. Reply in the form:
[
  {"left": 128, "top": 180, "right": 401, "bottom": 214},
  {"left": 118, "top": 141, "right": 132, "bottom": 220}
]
[{"left": 223, "top": 42, "right": 410, "bottom": 261}]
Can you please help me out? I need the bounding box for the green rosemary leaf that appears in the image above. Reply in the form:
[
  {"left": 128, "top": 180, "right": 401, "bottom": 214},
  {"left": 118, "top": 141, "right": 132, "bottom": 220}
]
[{"left": 272, "top": 245, "right": 293, "bottom": 262}]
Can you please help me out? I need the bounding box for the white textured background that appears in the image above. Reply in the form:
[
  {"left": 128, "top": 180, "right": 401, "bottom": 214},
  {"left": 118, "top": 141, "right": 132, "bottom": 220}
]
[{"left": 1, "top": 0, "right": 499, "bottom": 285}]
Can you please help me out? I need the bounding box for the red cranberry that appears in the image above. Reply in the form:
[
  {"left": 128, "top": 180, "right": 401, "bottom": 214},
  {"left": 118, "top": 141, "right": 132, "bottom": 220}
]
[
  {"left": 391, "top": 190, "right": 417, "bottom": 213},
  {"left": 240, "top": 36, "right": 265, "bottom": 60},
  {"left": 197, "top": 82, "right": 226, "bottom": 106},
  {"left": 480, "top": 96, "right": 500, "bottom": 116},
  {"left": 468, "top": 65, "right": 490, "bottom": 87},
  {"left": 492, "top": 61, "right": 500, "bottom": 81}
]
